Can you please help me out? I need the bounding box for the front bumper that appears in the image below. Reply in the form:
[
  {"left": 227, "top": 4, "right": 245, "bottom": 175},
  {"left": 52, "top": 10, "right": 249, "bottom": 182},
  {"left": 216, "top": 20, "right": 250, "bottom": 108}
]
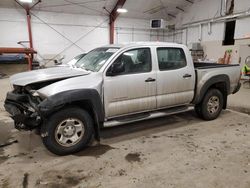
[{"left": 4, "top": 92, "right": 41, "bottom": 130}]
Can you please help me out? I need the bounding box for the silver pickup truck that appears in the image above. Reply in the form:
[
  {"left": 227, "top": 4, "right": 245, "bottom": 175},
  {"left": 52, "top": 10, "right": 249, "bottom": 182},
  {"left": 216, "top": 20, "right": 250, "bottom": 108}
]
[{"left": 4, "top": 42, "right": 241, "bottom": 155}]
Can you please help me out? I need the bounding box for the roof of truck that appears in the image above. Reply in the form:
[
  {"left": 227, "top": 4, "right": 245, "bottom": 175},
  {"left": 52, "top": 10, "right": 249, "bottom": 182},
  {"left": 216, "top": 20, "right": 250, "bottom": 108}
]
[{"left": 103, "top": 42, "right": 186, "bottom": 49}]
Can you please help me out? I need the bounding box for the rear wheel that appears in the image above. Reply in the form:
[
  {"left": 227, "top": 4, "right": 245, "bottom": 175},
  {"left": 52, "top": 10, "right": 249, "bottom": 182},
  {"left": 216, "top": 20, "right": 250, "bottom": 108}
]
[
  {"left": 197, "top": 89, "right": 224, "bottom": 120},
  {"left": 41, "top": 107, "right": 94, "bottom": 155}
]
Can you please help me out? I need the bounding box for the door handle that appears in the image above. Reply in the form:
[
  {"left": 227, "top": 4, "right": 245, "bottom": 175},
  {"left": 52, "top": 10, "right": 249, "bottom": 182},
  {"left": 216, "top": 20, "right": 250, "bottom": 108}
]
[
  {"left": 145, "top": 78, "right": 156, "bottom": 82},
  {"left": 183, "top": 74, "right": 192, "bottom": 78}
]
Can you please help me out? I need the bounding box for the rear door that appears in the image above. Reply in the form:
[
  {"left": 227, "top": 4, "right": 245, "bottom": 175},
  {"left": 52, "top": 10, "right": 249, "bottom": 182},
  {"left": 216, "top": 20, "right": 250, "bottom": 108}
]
[
  {"left": 103, "top": 47, "right": 157, "bottom": 118},
  {"left": 156, "top": 47, "right": 195, "bottom": 108}
]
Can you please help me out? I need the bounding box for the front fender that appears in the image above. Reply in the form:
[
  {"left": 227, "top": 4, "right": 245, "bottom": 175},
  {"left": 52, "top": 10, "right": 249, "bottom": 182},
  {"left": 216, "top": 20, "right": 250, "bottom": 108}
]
[{"left": 38, "top": 89, "right": 104, "bottom": 122}]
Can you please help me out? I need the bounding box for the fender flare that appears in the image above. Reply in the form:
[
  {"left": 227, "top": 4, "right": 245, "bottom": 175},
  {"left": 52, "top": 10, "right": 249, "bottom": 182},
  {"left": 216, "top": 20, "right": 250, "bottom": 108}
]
[
  {"left": 193, "top": 74, "right": 230, "bottom": 105},
  {"left": 38, "top": 89, "right": 104, "bottom": 141}
]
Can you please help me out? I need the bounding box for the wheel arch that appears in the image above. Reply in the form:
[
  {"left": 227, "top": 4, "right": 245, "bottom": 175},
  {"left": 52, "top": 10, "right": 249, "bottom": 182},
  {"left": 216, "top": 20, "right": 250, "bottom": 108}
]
[
  {"left": 194, "top": 74, "right": 230, "bottom": 109},
  {"left": 38, "top": 89, "right": 104, "bottom": 141}
]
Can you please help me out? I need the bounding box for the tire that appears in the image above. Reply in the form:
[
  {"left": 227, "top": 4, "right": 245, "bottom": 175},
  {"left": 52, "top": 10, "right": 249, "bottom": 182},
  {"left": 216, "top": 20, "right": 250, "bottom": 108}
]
[
  {"left": 199, "top": 89, "right": 224, "bottom": 120},
  {"left": 41, "top": 107, "right": 94, "bottom": 155}
]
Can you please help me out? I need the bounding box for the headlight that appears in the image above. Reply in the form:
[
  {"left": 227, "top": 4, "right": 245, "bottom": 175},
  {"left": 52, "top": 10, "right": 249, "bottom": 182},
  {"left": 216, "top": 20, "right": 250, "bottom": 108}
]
[{"left": 32, "top": 91, "right": 40, "bottom": 97}]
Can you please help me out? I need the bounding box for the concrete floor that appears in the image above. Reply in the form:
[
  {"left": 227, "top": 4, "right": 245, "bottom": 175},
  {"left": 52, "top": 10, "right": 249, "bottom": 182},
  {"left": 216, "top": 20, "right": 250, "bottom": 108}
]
[
  {"left": 228, "top": 80, "right": 250, "bottom": 114},
  {"left": 0, "top": 78, "right": 250, "bottom": 188},
  {"left": 0, "top": 64, "right": 28, "bottom": 77}
]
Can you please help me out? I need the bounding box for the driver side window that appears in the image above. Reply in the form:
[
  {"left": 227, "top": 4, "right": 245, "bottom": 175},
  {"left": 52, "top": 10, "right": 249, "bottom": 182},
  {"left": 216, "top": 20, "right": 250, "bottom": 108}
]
[{"left": 107, "top": 48, "right": 151, "bottom": 75}]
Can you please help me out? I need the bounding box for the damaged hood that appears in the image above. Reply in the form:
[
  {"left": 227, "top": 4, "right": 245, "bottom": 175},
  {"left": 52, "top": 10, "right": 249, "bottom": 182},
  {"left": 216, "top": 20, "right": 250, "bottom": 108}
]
[{"left": 10, "top": 66, "right": 90, "bottom": 86}]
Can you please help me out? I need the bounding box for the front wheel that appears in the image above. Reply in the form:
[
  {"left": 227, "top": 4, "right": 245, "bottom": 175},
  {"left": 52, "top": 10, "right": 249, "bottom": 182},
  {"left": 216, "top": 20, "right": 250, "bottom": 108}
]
[
  {"left": 41, "top": 107, "right": 94, "bottom": 155},
  {"left": 197, "top": 89, "right": 224, "bottom": 120}
]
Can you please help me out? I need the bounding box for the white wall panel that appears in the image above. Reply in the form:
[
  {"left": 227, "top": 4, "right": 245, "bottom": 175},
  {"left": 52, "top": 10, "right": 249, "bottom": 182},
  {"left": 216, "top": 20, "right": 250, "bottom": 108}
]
[
  {"left": 0, "top": 8, "right": 109, "bottom": 62},
  {"left": 0, "top": 7, "right": 163, "bottom": 64},
  {"left": 234, "top": 0, "right": 250, "bottom": 12},
  {"left": 201, "top": 22, "right": 225, "bottom": 42},
  {"left": 175, "top": 0, "right": 221, "bottom": 27},
  {"left": 0, "top": 21, "right": 28, "bottom": 47},
  {"left": 116, "top": 17, "right": 150, "bottom": 29},
  {"left": 0, "top": 7, "right": 171, "bottom": 63},
  {"left": 187, "top": 27, "right": 199, "bottom": 44},
  {"left": 235, "top": 17, "right": 250, "bottom": 39},
  {"left": 116, "top": 33, "right": 132, "bottom": 43},
  {"left": 133, "top": 31, "right": 150, "bottom": 41},
  {"left": 175, "top": 0, "right": 250, "bottom": 44}
]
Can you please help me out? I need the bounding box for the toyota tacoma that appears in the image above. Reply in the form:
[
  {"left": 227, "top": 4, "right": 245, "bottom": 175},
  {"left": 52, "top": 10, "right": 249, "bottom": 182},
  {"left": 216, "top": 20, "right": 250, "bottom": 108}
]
[{"left": 4, "top": 42, "right": 241, "bottom": 155}]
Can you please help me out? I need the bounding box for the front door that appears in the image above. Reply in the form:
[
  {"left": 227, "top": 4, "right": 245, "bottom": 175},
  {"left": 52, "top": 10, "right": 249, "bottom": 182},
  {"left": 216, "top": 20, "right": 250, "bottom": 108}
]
[{"left": 104, "top": 48, "right": 157, "bottom": 118}]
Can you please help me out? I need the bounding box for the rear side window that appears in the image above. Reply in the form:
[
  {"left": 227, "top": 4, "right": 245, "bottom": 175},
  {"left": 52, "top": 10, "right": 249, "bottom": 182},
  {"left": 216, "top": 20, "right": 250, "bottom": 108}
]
[{"left": 157, "top": 48, "right": 187, "bottom": 71}]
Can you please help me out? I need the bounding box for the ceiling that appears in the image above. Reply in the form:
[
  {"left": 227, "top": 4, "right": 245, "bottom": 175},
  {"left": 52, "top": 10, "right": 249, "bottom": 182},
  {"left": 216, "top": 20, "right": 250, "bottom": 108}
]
[{"left": 0, "top": 0, "right": 200, "bottom": 20}]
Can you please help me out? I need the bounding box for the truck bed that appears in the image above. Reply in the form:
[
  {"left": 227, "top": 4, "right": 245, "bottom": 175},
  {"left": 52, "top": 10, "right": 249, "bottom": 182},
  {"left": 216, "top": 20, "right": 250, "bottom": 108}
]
[
  {"left": 194, "top": 62, "right": 239, "bottom": 69},
  {"left": 193, "top": 62, "right": 240, "bottom": 104}
]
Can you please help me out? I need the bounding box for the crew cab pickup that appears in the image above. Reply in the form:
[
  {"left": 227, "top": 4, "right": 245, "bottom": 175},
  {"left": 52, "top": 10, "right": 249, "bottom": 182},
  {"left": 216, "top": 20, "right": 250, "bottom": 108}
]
[{"left": 4, "top": 42, "right": 241, "bottom": 155}]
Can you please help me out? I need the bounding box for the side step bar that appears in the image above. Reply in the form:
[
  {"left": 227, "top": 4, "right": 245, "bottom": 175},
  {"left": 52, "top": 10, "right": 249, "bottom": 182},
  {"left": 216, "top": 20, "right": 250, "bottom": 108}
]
[{"left": 104, "top": 106, "right": 193, "bottom": 128}]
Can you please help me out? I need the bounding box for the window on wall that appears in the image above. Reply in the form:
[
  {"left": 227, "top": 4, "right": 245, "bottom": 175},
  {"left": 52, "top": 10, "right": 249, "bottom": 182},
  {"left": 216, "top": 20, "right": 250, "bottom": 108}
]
[
  {"left": 157, "top": 48, "right": 187, "bottom": 71},
  {"left": 223, "top": 20, "right": 235, "bottom": 46}
]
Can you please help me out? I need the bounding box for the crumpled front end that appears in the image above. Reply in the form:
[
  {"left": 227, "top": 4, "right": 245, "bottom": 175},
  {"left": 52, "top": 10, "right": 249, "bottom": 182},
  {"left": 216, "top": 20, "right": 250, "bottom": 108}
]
[
  {"left": 4, "top": 86, "right": 42, "bottom": 130},
  {"left": 4, "top": 70, "right": 103, "bottom": 131}
]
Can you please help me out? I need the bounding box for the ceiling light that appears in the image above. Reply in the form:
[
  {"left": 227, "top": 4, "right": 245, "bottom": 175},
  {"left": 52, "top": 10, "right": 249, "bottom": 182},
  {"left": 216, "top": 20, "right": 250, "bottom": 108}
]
[
  {"left": 19, "top": 0, "right": 33, "bottom": 3},
  {"left": 117, "top": 8, "right": 128, "bottom": 13}
]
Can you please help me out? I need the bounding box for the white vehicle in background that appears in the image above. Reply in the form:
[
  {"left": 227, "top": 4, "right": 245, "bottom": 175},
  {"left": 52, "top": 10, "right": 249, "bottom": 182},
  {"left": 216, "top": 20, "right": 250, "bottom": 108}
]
[{"left": 4, "top": 42, "right": 241, "bottom": 155}]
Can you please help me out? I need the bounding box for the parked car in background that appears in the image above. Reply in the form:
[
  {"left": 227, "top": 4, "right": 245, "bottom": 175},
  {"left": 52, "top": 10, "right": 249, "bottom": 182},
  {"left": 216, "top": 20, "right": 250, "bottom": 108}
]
[{"left": 4, "top": 42, "right": 241, "bottom": 155}]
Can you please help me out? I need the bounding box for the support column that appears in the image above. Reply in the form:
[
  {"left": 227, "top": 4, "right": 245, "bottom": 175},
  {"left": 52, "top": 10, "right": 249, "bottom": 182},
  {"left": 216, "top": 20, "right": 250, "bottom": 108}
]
[
  {"left": 26, "top": 8, "right": 33, "bottom": 49},
  {"left": 109, "top": 0, "right": 127, "bottom": 44},
  {"left": 15, "top": 0, "right": 41, "bottom": 70},
  {"left": 26, "top": 8, "right": 33, "bottom": 70},
  {"left": 109, "top": 16, "right": 115, "bottom": 44}
]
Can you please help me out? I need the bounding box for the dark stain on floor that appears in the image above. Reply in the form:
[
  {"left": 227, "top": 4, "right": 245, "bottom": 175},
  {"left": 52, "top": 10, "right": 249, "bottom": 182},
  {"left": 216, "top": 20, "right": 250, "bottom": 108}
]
[
  {"left": 22, "top": 173, "right": 29, "bottom": 188},
  {"left": 0, "top": 122, "right": 13, "bottom": 144},
  {"left": 0, "top": 155, "right": 8, "bottom": 165},
  {"left": 44, "top": 176, "right": 82, "bottom": 188},
  {"left": 36, "top": 170, "right": 86, "bottom": 188},
  {"left": 74, "top": 144, "right": 115, "bottom": 158},
  {"left": 152, "top": 135, "right": 161, "bottom": 138},
  {"left": 0, "top": 147, "right": 8, "bottom": 165},
  {"left": 65, "top": 176, "right": 81, "bottom": 186},
  {"left": 1, "top": 178, "right": 10, "bottom": 188},
  {"left": 125, "top": 152, "right": 141, "bottom": 163}
]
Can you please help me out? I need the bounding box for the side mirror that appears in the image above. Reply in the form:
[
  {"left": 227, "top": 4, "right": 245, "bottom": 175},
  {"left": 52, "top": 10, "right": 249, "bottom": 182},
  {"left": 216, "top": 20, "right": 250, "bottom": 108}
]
[{"left": 107, "top": 61, "right": 125, "bottom": 76}]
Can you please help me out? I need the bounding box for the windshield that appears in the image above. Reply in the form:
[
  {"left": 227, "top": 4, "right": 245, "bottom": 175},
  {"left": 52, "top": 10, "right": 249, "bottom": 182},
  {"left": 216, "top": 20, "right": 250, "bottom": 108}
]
[
  {"left": 67, "top": 54, "right": 85, "bottom": 66},
  {"left": 67, "top": 57, "right": 79, "bottom": 66},
  {"left": 75, "top": 47, "right": 119, "bottom": 72}
]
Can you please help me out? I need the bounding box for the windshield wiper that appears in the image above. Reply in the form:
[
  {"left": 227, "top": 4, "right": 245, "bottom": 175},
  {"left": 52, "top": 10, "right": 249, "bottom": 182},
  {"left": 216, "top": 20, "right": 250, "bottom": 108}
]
[{"left": 83, "top": 68, "right": 93, "bottom": 72}]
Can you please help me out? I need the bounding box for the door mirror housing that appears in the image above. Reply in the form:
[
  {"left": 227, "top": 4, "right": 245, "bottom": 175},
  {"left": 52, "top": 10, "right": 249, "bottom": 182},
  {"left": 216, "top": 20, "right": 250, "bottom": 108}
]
[{"left": 107, "top": 61, "right": 125, "bottom": 76}]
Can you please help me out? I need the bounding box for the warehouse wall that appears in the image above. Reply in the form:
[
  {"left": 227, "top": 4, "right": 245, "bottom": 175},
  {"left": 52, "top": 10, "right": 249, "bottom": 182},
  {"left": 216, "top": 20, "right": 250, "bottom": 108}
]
[
  {"left": 115, "top": 17, "right": 182, "bottom": 44},
  {"left": 0, "top": 7, "right": 109, "bottom": 64},
  {"left": 174, "top": 0, "right": 250, "bottom": 64},
  {"left": 0, "top": 7, "right": 172, "bottom": 65}
]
